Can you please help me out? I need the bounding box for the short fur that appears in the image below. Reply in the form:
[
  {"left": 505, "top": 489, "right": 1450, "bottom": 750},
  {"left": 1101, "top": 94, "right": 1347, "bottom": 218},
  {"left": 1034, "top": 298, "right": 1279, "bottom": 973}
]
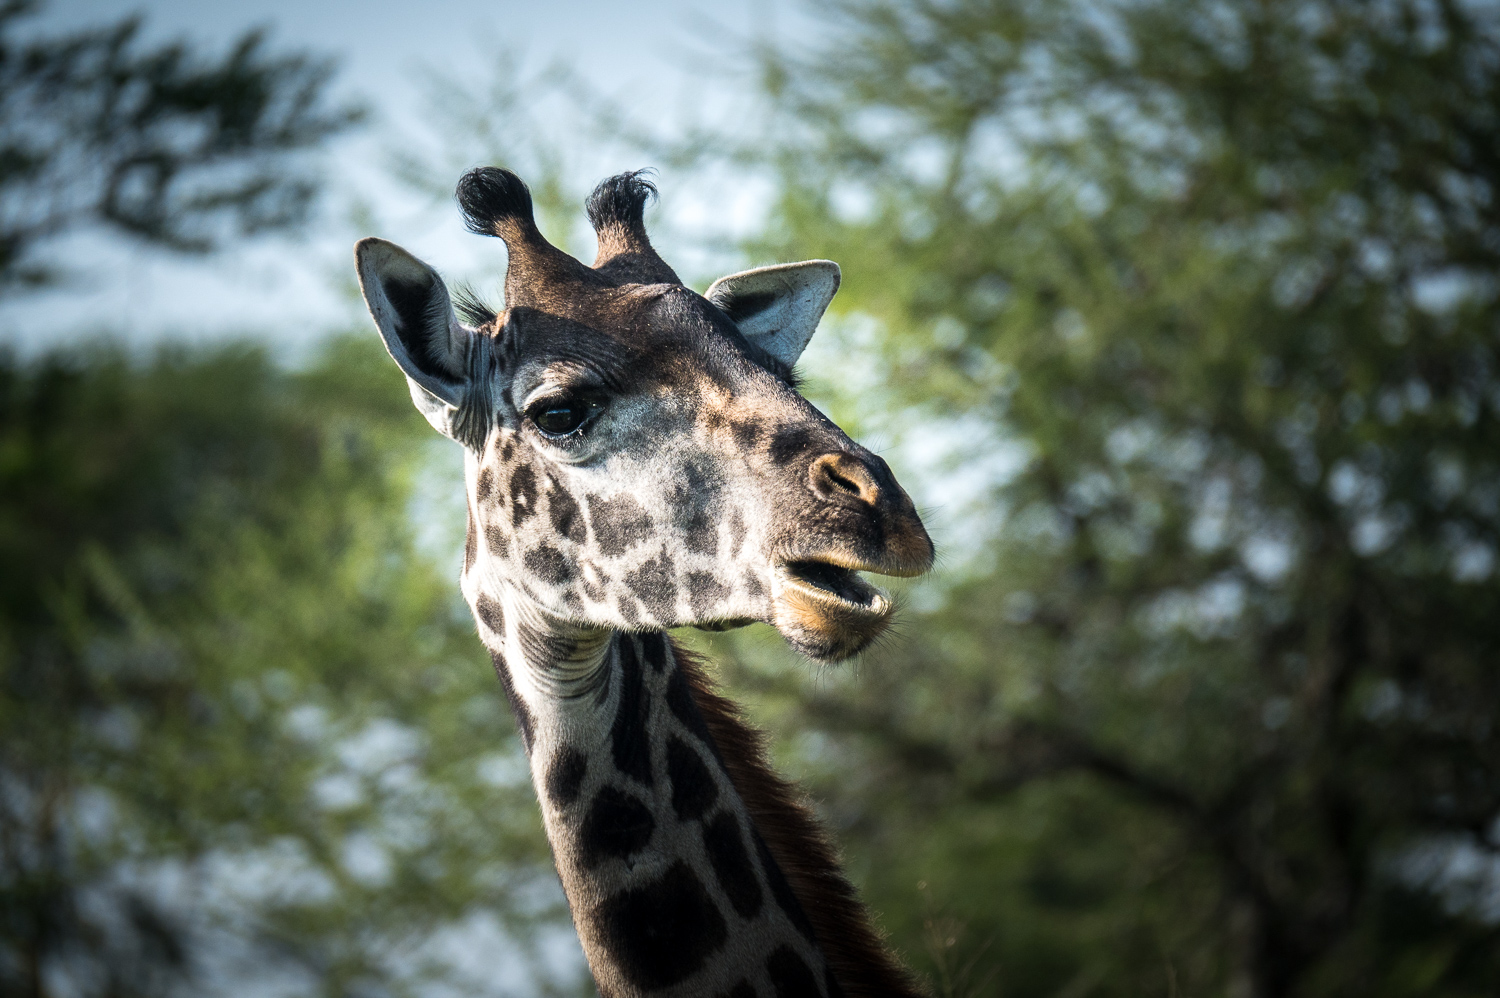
[
  {"left": 586, "top": 170, "right": 679, "bottom": 285},
  {"left": 456, "top": 166, "right": 603, "bottom": 307},
  {"left": 674, "top": 641, "right": 925, "bottom": 998}
]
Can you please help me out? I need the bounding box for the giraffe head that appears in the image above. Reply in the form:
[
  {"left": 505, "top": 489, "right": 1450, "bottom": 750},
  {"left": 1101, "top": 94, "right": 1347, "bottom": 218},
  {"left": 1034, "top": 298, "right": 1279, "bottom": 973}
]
[{"left": 356, "top": 169, "right": 932, "bottom": 661}]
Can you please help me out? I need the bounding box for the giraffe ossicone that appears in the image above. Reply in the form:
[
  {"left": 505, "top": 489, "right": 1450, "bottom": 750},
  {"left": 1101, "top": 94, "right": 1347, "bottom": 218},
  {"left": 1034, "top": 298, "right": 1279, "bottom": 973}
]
[{"left": 357, "top": 167, "right": 933, "bottom": 998}]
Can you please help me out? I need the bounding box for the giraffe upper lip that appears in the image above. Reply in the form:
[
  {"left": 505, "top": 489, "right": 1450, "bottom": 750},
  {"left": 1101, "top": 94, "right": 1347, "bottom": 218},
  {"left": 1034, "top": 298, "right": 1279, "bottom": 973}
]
[
  {"left": 778, "top": 544, "right": 930, "bottom": 581},
  {"left": 796, "top": 550, "right": 927, "bottom": 578}
]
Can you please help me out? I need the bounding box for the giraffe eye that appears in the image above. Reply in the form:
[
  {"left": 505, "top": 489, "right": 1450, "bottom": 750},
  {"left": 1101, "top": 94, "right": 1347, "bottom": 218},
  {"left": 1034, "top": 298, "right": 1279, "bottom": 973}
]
[{"left": 528, "top": 396, "right": 602, "bottom": 436}]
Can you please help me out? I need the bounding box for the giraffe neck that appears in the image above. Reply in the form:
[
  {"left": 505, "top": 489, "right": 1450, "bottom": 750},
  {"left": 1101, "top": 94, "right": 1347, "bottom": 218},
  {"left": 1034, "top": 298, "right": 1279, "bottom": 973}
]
[{"left": 468, "top": 586, "right": 921, "bottom": 998}]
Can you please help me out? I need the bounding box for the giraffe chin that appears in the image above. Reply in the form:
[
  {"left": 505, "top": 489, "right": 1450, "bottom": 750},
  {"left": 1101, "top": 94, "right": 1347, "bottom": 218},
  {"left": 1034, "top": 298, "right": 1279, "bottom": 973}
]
[{"left": 772, "top": 560, "right": 893, "bottom": 662}]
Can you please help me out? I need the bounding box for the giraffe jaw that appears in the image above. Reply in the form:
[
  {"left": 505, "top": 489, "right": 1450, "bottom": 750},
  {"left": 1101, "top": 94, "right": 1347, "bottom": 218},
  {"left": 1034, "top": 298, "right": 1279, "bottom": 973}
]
[{"left": 772, "top": 559, "right": 895, "bottom": 662}]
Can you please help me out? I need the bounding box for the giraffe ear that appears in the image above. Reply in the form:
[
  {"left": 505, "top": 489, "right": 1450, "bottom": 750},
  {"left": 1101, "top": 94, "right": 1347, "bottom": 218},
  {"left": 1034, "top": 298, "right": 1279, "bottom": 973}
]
[
  {"left": 706, "top": 260, "right": 840, "bottom": 366},
  {"left": 356, "top": 237, "right": 474, "bottom": 440}
]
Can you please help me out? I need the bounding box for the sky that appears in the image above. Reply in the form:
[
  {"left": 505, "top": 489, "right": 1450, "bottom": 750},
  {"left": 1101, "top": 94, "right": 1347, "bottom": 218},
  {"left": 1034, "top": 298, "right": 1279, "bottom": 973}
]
[{"left": 1, "top": 0, "right": 809, "bottom": 355}]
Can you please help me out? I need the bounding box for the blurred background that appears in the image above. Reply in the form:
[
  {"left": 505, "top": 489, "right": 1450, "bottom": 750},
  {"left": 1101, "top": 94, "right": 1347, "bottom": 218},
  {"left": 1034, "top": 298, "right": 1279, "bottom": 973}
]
[{"left": 3, "top": 0, "right": 1499, "bottom": 996}]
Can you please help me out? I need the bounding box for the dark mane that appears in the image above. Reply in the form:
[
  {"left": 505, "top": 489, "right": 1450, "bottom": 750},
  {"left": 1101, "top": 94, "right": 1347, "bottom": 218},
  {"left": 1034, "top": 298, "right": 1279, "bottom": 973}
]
[
  {"left": 673, "top": 640, "right": 926, "bottom": 998},
  {"left": 452, "top": 283, "right": 497, "bottom": 328}
]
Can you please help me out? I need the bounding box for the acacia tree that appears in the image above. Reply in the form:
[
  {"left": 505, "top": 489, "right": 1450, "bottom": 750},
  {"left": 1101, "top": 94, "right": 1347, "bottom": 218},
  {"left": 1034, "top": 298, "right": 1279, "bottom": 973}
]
[
  {"left": 0, "top": 7, "right": 585, "bottom": 996},
  {"left": 0, "top": 338, "right": 580, "bottom": 998},
  {"left": 697, "top": 0, "right": 1500, "bottom": 994},
  {"left": 0, "top": 0, "right": 360, "bottom": 286}
]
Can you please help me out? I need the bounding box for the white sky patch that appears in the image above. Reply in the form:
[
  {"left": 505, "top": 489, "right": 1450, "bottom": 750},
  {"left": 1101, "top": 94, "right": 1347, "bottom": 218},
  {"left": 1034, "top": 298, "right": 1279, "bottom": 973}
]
[
  {"left": 1399, "top": 832, "right": 1500, "bottom": 925},
  {"left": 477, "top": 749, "right": 532, "bottom": 789},
  {"left": 337, "top": 717, "right": 425, "bottom": 774},
  {"left": 1240, "top": 531, "right": 1296, "bottom": 584},
  {"left": 1139, "top": 576, "right": 1248, "bottom": 641},
  {"left": 409, "top": 436, "right": 470, "bottom": 571},
  {"left": 396, "top": 907, "right": 588, "bottom": 998},
  {"left": 312, "top": 771, "right": 366, "bottom": 812}
]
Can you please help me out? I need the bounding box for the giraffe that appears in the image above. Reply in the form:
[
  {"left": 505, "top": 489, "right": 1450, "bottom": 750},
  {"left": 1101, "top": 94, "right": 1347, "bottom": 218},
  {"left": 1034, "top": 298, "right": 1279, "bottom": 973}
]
[{"left": 355, "top": 168, "right": 934, "bottom": 998}]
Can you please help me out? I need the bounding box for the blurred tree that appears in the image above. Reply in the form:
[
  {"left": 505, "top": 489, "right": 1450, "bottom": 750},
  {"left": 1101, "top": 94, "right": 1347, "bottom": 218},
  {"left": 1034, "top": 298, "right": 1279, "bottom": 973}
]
[
  {"left": 690, "top": 0, "right": 1500, "bottom": 995},
  {"left": 388, "top": 56, "right": 583, "bottom": 255},
  {"left": 0, "top": 5, "right": 579, "bottom": 993},
  {"left": 0, "top": 0, "right": 361, "bottom": 287},
  {"left": 0, "top": 338, "right": 580, "bottom": 997}
]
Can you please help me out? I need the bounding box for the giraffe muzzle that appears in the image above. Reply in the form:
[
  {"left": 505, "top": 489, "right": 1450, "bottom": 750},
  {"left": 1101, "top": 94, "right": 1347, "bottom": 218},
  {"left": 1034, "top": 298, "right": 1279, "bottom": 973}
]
[{"left": 767, "top": 447, "right": 935, "bottom": 659}]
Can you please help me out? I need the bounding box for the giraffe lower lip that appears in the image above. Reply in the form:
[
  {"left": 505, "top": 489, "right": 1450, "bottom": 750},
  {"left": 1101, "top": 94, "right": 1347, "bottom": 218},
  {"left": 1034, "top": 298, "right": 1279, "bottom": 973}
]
[{"left": 773, "top": 559, "right": 893, "bottom": 661}]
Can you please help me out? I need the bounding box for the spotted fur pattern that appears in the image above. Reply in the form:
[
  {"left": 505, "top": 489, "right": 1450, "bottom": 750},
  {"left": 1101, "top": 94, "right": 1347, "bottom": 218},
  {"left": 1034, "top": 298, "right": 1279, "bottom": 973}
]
[
  {"left": 456, "top": 359, "right": 783, "bottom": 635},
  {"left": 475, "top": 614, "right": 836, "bottom": 996},
  {"left": 359, "top": 169, "right": 933, "bottom": 998}
]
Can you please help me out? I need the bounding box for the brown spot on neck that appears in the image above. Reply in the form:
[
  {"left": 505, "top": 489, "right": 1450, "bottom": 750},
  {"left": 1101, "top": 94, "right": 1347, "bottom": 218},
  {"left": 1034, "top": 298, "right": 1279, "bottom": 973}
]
[{"left": 670, "top": 640, "right": 926, "bottom": 998}]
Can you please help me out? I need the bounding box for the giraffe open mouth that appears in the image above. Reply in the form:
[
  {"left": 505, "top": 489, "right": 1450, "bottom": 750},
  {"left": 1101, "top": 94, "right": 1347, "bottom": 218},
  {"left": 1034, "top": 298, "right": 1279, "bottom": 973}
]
[
  {"left": 771, "top": 556, "right": 900, "bottom": 661},
  {"left": 782, "top": 559, "right": 889, "bottom": 613}
]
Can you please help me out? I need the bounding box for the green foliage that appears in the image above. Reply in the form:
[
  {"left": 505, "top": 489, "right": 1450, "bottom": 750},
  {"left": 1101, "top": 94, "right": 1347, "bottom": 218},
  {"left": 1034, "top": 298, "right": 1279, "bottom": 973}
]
[
  {"left": 692, "top": 0, "right": 1500, "bottom": 995},
  {"left": 9, "top": 1, "right": 1500, "bottom": 995},
  {"left": 0, "top": 0, "right": 362, "bottom": 286},
  {"left": 0, "top": 336, "right": 579, "bottom": 997}
]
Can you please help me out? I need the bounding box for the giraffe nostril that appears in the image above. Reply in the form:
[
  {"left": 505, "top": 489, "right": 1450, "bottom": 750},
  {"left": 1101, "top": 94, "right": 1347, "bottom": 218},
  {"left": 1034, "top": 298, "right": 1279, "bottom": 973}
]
[
  {"left": 827, "top": 469, "right": 861, "bottom": 496},
  {"left": 809, "top": 453, "right": 881, "bottom": 506}
]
